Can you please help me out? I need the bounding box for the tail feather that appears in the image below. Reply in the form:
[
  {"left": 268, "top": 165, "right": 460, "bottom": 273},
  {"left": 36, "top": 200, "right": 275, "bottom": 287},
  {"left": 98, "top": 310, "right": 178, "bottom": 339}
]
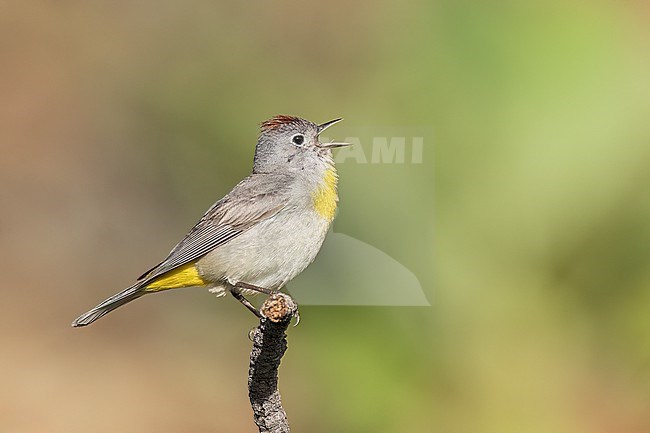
[{"left": 72, "top": 284, "right": 145, "bottom": 327}]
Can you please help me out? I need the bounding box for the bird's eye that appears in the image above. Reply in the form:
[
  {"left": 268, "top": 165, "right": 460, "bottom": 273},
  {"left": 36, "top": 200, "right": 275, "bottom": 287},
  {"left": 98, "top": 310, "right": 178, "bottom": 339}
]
[{"left": 292, "top": 134, "right": 305, "bottom": 145}]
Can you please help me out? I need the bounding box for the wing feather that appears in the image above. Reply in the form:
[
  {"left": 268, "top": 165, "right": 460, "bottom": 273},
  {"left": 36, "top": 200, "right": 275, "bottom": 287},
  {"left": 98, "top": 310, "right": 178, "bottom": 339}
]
[{"left": 136, "top": 174, "right": 292, "bottom": 285}]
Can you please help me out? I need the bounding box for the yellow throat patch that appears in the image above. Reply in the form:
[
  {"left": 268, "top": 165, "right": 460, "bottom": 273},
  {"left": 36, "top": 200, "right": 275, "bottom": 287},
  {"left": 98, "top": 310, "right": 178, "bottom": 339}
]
[
  {"left": 312, "top": 167, "right": 339, "bottom": 222},
  {"left": 144, "top": 262, "right": 207, "bottom": 292}
]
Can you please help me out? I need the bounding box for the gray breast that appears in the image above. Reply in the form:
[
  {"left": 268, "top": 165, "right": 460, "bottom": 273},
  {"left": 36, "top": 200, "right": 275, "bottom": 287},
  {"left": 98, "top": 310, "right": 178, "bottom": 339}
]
[{"left": 197, "top": 206, "right": 331, "bottom": 291}]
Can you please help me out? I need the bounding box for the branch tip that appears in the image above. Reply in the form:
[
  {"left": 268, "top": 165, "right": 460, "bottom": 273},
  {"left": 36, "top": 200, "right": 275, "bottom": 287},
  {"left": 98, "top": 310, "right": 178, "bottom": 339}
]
[{"left": 261, "top": 293, "right": 298, "bottom": 323}]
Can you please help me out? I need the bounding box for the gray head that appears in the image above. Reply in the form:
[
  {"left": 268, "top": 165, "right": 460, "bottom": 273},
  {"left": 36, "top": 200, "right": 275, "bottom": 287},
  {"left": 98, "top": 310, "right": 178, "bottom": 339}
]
[{"left": 252, "top": 115, "right": 347, "bottom": 174}]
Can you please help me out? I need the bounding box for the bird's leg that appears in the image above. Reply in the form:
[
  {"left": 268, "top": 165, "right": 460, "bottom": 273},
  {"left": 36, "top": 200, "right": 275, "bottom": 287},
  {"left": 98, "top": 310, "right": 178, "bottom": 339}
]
[
  {"left": 234, "top": 281, "right": 277, "bottom": 296},
  {"left": 230, "top": 289, "right": 262, "bottom": 318}
]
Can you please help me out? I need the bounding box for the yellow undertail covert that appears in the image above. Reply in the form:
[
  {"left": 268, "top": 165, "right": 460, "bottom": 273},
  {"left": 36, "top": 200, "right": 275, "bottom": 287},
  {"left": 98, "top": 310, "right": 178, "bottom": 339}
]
[
  {"left": 144, "top": 262, "right": 207, "bottom": 292},
  {"left": 312, "top": 167, "right": 339, "bottom": 222}
]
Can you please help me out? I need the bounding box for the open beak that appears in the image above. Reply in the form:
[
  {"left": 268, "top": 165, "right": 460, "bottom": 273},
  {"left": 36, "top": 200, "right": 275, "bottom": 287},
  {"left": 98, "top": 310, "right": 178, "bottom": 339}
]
[
  {"left": 316, "top": 117, "right": 351, "bottom": 148},
  {"left": 317, "top": 117, "right": 344, "bottom": 134},
  {"left": 317, "top": 141, "right": 351, "bottom": 149}
]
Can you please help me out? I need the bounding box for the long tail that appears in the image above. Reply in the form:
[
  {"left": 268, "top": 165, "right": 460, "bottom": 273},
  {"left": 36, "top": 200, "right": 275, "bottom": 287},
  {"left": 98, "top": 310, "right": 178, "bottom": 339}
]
[{"left": 72, "top": 284, "right": 145, "bottom": 327}]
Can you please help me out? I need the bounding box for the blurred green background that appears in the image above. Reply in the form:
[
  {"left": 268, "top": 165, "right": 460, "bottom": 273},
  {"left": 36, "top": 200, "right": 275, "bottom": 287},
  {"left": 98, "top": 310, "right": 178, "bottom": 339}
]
[{"left": 1, "top": 1, "right": 649, "bottom": 432}]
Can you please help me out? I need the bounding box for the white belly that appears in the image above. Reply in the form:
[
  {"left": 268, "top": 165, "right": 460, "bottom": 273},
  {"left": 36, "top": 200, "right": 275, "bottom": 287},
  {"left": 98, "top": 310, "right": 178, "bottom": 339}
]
[{"left": 196, "top": 208, "right": 330, "bottom": 296}]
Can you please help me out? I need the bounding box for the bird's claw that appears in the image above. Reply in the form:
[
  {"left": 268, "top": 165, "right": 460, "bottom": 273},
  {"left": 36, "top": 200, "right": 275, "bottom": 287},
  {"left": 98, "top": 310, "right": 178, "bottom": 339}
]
[{"left": 292, "top": 309, "right": 301, "bottom": 327}]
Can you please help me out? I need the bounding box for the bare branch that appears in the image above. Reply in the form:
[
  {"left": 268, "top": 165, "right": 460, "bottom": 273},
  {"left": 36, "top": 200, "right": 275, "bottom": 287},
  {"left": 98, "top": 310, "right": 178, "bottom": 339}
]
[{"left": 248, "top": 293, "right": 298, "bottom": 433}]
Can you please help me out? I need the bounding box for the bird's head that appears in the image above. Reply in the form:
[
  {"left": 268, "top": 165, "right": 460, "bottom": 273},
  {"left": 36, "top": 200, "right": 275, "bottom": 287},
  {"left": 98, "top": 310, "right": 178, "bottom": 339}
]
[{"left": 253, "top": 115, "right": 348, "bottom": 174}]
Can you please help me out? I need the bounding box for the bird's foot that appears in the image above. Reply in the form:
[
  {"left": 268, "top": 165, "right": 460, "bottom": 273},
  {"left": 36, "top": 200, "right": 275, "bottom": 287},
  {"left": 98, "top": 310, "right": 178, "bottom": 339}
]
[
  {"left": 230, "top": 290, "right": 262, "bottom": 318},
  {"left": 234, "top": 281, "right": 277, "bottom": 296}
]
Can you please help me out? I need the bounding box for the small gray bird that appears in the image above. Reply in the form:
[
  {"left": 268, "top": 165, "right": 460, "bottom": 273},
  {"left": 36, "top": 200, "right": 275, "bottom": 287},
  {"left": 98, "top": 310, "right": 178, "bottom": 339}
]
[{"left": 72, "top": 115, "right": 348, "bottom": 326}]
